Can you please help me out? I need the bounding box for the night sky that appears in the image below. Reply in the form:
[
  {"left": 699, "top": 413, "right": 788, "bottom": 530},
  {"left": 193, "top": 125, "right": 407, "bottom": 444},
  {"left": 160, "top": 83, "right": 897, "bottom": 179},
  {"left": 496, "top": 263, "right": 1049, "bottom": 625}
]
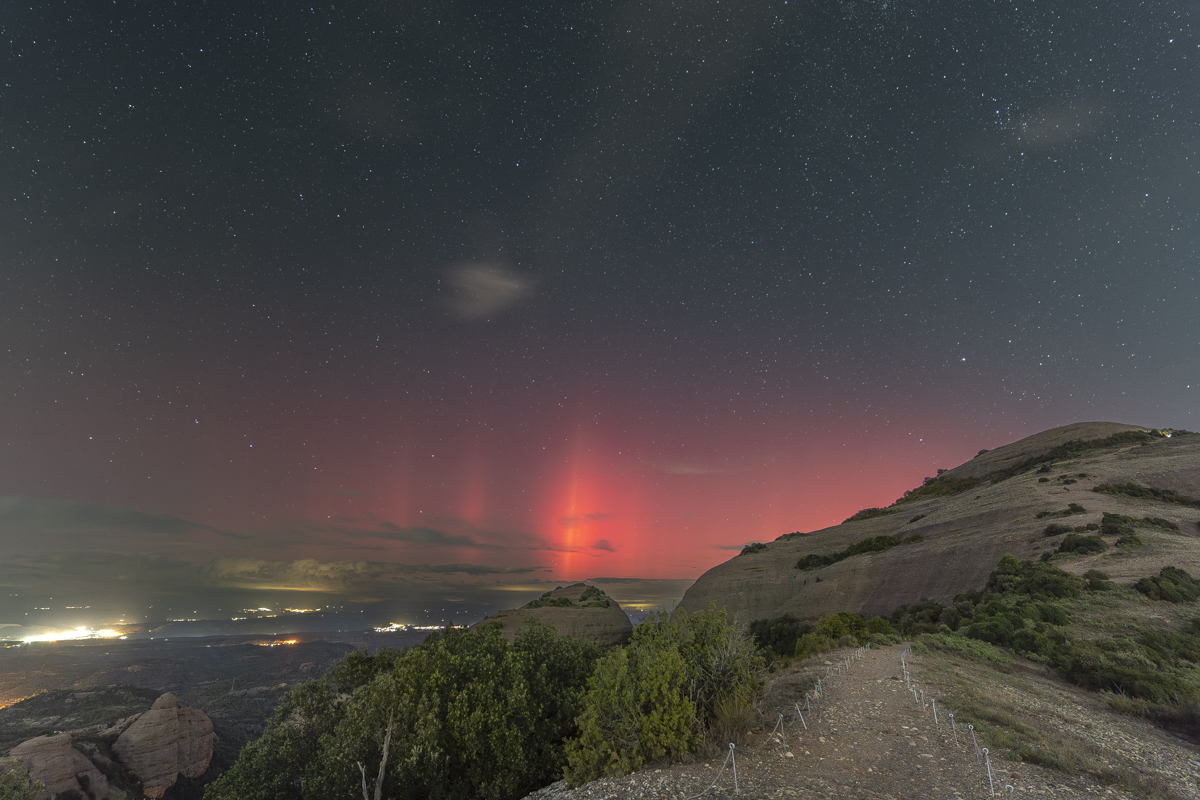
[{"left": 3, "top": 0, "right": 1198, "bottom": 631}]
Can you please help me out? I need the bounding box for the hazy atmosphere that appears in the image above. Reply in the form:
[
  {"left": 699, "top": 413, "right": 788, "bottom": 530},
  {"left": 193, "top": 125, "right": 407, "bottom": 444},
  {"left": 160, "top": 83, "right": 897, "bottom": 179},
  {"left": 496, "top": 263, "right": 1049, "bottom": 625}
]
[{"left": 3, "top": 0, "right": 1197, "bottom": 634}]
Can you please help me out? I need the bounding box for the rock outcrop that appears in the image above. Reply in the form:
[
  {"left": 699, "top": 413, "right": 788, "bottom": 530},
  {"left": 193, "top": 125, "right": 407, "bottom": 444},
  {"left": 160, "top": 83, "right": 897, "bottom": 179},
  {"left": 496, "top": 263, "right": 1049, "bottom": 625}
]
[
  {"left": 4, "top": 732, "right": 112, "bottom": 800},
  {"left": 474, "top": 583, "right": 633, "bottom": 647},
  {"left": 112, "top": 693, "right": 213, "bottom": 798},
  {"left": 679, "top": 422, "right": 1200, "bottom": 624}
]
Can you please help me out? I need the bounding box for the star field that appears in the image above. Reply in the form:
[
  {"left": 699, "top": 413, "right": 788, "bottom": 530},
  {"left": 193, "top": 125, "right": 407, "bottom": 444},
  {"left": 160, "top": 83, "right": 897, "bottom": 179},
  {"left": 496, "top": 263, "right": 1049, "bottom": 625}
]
[{"left": 2, "top": 0, "right": 1198, "bottom": 625}]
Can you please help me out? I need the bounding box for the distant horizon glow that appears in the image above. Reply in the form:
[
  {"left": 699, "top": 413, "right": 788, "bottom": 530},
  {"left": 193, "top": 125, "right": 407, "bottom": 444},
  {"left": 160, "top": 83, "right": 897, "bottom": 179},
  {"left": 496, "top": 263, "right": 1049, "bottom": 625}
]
[
  {"left": 2, "top": 1, "right": 1195, "bottom": 625},
  {"left": 21, "top": 627, "right": 126, "bottom": 644}
]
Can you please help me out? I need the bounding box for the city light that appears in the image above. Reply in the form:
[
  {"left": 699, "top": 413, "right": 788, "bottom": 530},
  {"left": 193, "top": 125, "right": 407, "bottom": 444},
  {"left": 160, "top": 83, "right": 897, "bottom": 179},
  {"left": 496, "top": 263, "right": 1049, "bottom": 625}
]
[{"left": 22, "top": 627, "right": 126, "bottom": 643}]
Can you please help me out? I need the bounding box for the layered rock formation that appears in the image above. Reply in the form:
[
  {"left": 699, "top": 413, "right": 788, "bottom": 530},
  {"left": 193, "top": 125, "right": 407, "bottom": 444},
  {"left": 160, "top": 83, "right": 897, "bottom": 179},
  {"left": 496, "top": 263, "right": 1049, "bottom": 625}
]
[
  {"left": 4, "top": 733, "right": 112, "bottom": 800},
  {"left": 113, "top": 693, "right": 213, "bottom": 798},
  {"left": 2, "top": 692, "right": 214, "bottom": 800},
  {"left": 474, "top": 583, "right": 633, "bottom": 647},
  {"left": 680, "top": 422, "right": 1200, "bottom": 624}
]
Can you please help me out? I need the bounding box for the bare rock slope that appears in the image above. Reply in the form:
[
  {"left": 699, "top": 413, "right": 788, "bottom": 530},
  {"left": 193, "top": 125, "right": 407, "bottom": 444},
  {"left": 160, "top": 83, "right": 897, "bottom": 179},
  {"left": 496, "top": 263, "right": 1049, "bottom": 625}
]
[
  {"left": 1, "top": 692, "right": 213, "bottom": 800},
  {"left": 3, "top": 733, "right": 113, "bottom": 800},
  {"left": 113, "top": 692, "right": 213, "bottom": 798},
  {"left": 679, "top": 421, "right": 1200, "bottom": 623},
  {"left": 474, "top": 583, "right": 633, "bottom": 648}
]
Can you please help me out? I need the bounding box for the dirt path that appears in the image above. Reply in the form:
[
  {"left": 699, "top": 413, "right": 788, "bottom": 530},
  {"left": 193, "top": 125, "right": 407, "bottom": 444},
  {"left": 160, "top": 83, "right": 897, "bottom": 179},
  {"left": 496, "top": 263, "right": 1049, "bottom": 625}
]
[
  {"left": 689, "top": 644, "right": 1012, "bottom": 800},
  {"left": 528, "top": 643, "right": 1198, "bottom": 799}
]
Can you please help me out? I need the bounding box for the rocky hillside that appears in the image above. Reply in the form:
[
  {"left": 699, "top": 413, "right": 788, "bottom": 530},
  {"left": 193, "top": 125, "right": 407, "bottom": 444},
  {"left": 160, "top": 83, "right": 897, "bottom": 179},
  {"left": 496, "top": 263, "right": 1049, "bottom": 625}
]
[
  {"left": 473, "top": 583, "right": 633, "bottom": 648},
  {"left": 679, "top": 422, "right": 1200, "bottom": 624},
  {"left": 0, "top": 692, "right": 212, "bottom": 800}
]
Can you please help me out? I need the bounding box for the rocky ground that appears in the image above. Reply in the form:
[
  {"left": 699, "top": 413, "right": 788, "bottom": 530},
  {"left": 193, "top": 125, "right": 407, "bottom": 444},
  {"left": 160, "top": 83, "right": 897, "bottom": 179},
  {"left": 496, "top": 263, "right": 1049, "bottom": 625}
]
[{"left": 526, "top": 644, "right": 1200, "bottom": 800}]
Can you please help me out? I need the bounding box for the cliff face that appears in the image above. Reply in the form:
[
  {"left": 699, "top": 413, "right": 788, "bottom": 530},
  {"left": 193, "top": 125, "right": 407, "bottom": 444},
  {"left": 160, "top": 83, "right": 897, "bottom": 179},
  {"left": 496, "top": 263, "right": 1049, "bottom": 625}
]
[
  {"left": 474, "top": 583, "right": 633, "bottom": 648},
  {"left": 4, "top": 733, "right": 112, "bottom": 800},
  {"left": 113, "top": 693, "right": 214, "bottom": 798},
  {"left": 1, "top": 692, "right": 213, "bottom": 800},
  {"left": 679, "top": 422, "right": 1200, "bottom": 624}
]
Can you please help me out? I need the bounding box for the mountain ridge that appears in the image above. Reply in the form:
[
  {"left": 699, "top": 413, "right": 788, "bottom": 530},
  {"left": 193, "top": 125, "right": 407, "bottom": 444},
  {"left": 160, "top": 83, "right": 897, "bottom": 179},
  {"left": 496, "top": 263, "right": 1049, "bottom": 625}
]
[{"left": 678, "top": 422, "right": 1200, "bottom": 624}]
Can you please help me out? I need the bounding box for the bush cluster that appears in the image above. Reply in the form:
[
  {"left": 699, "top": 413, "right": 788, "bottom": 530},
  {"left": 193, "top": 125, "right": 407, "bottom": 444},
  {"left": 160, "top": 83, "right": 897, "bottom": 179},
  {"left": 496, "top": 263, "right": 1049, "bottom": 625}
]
[
  {"left": 1093, "top": 482, "right": 1200, "bottom": 508},
  {"left": 842, "top": 507, "right": 897, "bottom": 523},
  {"left": 795, "top": 535, "right": 905, "bottom": 571},
  {"left": 579, "top": 585, "right": 612, "bottom": 608},
  {"left": 0, "top": 762, "right": 43, "bottom": 800},
  {"left": 748, "top": 612, "right": 895, "bottom": 662},
  {"left": 739, "top": 542, "right": 767, "bottom": 556},
  {"left": 563, "top": 608, "right": 762, "bottom": 783},
  {"left": 890, "top": 558, "right": 1200, "bottom": 705},
  {"left": 1100, "top": 511, "right": 1178, "bottom": 535},
  {"left": 1135, "top": 567, "right": 1200, "bottom": 603},
  {"left": 1056, "top": 533, "right": 1107, "bottom": 555},
  {"left": 205, "top": 621, "right": 601, "bottom": 800},
  {"left": 894, "top": 474, "right": 985, "bottom": 505}
]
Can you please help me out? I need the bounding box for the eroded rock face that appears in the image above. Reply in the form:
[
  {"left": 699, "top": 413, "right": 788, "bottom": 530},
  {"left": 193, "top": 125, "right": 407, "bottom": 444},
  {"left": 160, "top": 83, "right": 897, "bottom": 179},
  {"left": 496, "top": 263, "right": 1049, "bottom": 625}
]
[
  {"left": 112, "top": 693, "right": 213, "bottom": 798},
  {"left": 474, "top": 583, "right": 633, "bottom": 648},
  {"left": 4, "top": 732, "right": 112, "bottom": 800}
]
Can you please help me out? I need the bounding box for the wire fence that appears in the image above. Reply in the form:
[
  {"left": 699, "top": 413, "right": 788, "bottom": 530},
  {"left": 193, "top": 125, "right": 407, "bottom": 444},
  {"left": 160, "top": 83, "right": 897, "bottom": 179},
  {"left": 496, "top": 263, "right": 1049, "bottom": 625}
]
[{"left": 690, "top": 644, "right": 1014, "bottom": 797}]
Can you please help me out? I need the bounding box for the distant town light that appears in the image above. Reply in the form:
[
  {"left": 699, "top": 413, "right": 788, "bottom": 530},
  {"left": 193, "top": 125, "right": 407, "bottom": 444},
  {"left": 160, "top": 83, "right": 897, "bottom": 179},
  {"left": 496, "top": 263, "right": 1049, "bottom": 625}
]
[{"left": 22, "top": 627, "right": 125, "bottom": 643}]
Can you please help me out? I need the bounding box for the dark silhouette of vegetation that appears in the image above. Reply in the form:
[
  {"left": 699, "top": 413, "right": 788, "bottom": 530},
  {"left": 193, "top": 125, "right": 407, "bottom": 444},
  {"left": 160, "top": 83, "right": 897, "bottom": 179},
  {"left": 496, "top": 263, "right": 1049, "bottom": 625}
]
[
  {"left": 749, "top": 612, "right": 896, "bottom": 663},
  {"left": 1100, "top": 511, "right": 1179, "bottom": 536},
  {"left": 894, "top": 474, "right": 986, "bottom": 505},
  {"left": 795, "top": 535, "right": 906, "bottom": 571},
  {"left": 739, "top": 542, "right": 767, "bottom": 556},
  {"left": 1083, "top": 569, "right": 1113, "bottom": 591},
  {"left": 1056, "top": 534, "right": 1107, "bottom": 555},
  {"left": 1043, "top": 524, "right": 1072, "bottom": 536},
  {"left": 749, "top": 613, "right": 811, "bottom": 657},
  {"left": 523, "top": 585, "right": 611, "bottom": 610},
  {"left": 843, "top": 506, "right": 898, "bottom": 523},
  {"left": 1135, "top": 567, "right": 1200, "bottom": 603},
  {"left": 1093, "top": 482, "right": 1200, "bottom": 508},
  {"left": 579, "top": 585, "right": 612, "bottom": 608},
  {"left": 1037, "top": 504, "right": 1088, "bottom": 520}
]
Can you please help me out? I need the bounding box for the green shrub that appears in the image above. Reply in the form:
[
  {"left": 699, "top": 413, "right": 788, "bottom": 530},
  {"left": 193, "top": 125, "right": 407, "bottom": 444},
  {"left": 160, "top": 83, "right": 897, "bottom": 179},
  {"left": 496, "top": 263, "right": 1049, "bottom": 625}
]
[
  {"left": 1093, "top": 483, "right": 1200, "bottom": 508},
  {"left": 843, "top": 507, "right": 897, "bottom": 523},
  {"left": 580, "top": 585, "right": 612, "bottom": 608},
  {"left": 1100, "top": 513, "right": 1135, "bottom": 537},
  {"left": 894, "top": 475, "right": 984, "bottom": 504},
  {"left": 1068, "top": 503, "right": 1087, "bottom": 514},
  {"left": 1057, "top": 534, "right": 1107, "bottom": 555},
  {"left": 795, "top": 534, "right": 903, "bottom": 571},
  {"left": 565, "top": 607, "right": 761, "bottom": 784},
  {"left": 749, "top": 614, "right": 812, "bottom": 658},
  {"left": 526, "top": 596, "right": 575, "bottom": 609},
  {"left": 0, "top": 762, "right": 43, "bottom": 800},
  {"left": 843, "top": 535, "right": 901, "bottom": 557},
  {"left": 207, "top": 622, "right": 601, "bottom": 800},
  {"left": 1084, "top": 570, "right": 1112, "bottom": 591},
  {"left": 796, "top": 553, "right": 838, "bottom": 570},
  {"left": 904, "top": 534, "right": 924, "bottom": 543},
  {"left": 1135, "top": 567, "right": 1200, "bottom": 603},
  {"left": 1043, "top": 523, "right": 1072, "bottom": 536},
  {"left": 1038, "top": 477, "right": 1050, "bottom": 483},
  {"left": 564, "top": 638, "right": 697, "bottom": 782},
  {"left": 1116, "top": 533, "right": 1143, "bottom": 548},
  {"left": 1035, "top": 603, "right": 1070, "bottom": 626},
  {"left": 908, "top": 514, "right": 926, "bottom": 523},
  {"left": 739, "top": 542, "right": 767, "bottom": 556}
]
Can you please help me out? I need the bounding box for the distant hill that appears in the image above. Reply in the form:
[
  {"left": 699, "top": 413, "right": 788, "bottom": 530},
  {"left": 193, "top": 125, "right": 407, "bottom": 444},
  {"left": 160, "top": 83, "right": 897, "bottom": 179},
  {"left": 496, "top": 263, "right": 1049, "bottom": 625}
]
[
  {"left": 472, "top": 583, "right": 632, "bottom": 648},
  {"left": 679, "top": 422, "right": 1200, "bottom": 623}
]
